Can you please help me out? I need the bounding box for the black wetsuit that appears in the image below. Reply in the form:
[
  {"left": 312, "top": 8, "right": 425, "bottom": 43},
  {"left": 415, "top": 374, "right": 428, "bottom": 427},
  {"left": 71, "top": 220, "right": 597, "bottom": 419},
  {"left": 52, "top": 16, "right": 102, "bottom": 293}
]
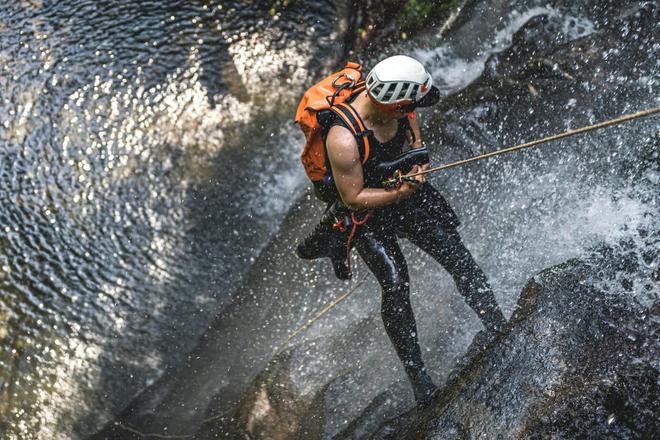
[{"left": 308, "top": 105, "right": 506, "bottom": 401}]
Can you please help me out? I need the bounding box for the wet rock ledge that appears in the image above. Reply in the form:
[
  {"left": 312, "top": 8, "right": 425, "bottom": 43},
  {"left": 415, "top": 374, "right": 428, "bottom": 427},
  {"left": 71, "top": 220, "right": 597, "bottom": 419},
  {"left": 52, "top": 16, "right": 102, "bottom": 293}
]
[
  {"left": 367, "top": 238, "right": 659, "bottom": 439},
  {"left": 209, "top": 233, "right": 659, "bottom": 439}
]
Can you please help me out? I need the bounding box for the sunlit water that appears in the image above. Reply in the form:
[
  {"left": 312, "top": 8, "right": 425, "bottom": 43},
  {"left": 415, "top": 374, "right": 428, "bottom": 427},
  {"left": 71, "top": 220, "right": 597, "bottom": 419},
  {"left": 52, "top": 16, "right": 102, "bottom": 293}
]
[
  {"left": 1, "top": 0, "right": 658, "bottom": 438},
  {"left": 0, "top": 0, "right": 334, "bottom": 438}
]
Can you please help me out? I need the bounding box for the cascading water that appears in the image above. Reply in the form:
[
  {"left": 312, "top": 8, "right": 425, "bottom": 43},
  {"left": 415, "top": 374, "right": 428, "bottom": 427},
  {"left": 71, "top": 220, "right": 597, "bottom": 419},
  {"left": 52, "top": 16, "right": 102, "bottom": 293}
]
[
  {"left": 1, "top": 0, "right": 657, "bottom": 439},
  {"left": 90, "top": 1, "right": 657, "bottom": 439}
]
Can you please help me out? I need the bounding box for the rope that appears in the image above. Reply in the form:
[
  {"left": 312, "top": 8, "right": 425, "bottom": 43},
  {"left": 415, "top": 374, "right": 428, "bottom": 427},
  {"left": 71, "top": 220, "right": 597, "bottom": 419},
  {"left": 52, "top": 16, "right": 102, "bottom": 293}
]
[
  {"left": 395, "top": 107, "right": 660, "bottom": 182},
  {"left": 281, "top": 272, "right": 370, "bottom": 348}
]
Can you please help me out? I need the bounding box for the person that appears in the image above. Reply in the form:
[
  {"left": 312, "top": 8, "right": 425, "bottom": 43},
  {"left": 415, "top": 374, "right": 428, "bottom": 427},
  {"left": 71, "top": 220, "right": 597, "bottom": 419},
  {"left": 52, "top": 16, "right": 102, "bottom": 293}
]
[{"left": 297, "top": 55, "right": 507, "bottom": 404}]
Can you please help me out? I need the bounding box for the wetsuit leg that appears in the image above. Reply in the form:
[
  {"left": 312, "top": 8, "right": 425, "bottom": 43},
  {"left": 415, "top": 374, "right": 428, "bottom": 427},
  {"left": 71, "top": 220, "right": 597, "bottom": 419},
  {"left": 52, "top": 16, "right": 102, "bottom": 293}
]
[
  {"left": 354, "top": 226, "right": 437, "bottom": 401},
  {"left": 405, "top": 226, "right": 506, "bottom": 333}
]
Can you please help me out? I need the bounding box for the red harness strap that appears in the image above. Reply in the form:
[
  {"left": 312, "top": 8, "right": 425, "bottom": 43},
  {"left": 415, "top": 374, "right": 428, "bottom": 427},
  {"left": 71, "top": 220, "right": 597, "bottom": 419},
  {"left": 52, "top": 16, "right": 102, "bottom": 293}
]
[{"left": 332, "top": 211, "right": 371, "bottom": 278}]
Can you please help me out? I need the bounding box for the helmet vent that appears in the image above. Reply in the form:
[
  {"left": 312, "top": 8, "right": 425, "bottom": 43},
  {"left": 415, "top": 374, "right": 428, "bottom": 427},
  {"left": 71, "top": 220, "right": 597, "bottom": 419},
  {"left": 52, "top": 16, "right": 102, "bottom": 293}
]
[
  {"left": 382, "top": 85, "right": 395, "bottom": 101},
  {"left": 404, "top": 83, "right": 416, "bottom": 100}
]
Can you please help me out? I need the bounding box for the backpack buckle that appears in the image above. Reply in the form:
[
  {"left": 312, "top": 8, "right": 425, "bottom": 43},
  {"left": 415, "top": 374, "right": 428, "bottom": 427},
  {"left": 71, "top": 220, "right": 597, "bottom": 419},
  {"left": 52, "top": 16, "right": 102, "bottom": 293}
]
[
  {"left": 327, "top": 74, "right": 356, "bottom": 106},
  {"left": 325, "top": 73, "right": 355, "bottom": 107},
  {"left": 332, "top": 73, "right": 355, "bottom": 89}
]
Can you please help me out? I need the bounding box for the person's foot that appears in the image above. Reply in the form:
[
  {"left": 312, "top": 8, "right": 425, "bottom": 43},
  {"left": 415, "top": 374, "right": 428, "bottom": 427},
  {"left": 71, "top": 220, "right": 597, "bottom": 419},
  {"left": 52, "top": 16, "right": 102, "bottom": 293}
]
[
  {"left": 296, "top": 222, "right": 330, "bottom": 260},
  {"left": 329, "top": 250, "right": 351, "bottom": 280},
  {"left": 410, "top": 371, "right": 439, "bottom": 406}
]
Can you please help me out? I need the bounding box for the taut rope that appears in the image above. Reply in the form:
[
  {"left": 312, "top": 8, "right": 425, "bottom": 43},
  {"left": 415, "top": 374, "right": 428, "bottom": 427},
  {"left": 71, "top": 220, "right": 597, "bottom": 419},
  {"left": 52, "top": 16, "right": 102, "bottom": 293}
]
[{"left": 387, "top": 107, "right": 660, "bottom": 185}]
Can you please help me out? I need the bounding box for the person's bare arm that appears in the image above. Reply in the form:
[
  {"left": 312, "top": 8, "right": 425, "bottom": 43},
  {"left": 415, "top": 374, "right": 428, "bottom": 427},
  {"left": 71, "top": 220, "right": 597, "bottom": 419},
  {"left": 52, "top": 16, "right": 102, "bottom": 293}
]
[{"left": 326, "top": 125, "right": 424, "bottom": 212}]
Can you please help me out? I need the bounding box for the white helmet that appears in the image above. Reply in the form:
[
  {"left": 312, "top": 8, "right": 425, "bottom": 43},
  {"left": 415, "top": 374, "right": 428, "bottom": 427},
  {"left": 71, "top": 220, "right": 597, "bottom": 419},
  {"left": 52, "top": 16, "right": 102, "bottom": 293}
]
[{"left": 365, "top": 55, "right": 440, "bottom": 107}]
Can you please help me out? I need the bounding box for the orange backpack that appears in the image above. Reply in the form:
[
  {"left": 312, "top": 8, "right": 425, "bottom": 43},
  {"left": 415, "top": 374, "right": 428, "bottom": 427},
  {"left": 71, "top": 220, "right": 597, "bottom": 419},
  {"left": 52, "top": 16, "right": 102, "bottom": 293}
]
[{"left": 295, "top": 62, "right": 372, "bottom": 181}]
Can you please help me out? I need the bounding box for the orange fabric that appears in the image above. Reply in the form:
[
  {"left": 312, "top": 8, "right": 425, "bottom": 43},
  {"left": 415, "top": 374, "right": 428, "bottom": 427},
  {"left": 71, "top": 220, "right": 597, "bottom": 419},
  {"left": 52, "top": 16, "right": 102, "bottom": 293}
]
[
  {"left": 295, "top": 62, "right": 366, "bottom": 181},
  {"left": 334, "top": 102, "right": 370, "bottom": 165}
]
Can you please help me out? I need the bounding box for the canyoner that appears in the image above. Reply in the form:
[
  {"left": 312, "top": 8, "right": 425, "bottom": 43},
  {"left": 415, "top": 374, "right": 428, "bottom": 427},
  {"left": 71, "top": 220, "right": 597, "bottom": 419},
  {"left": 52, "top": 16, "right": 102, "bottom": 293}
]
[
  {"left": 293, "top": 55, "right": 508, "bottom": 404},
  {"left": 292, "top": 55, "right": 660, "bottom": 406}
]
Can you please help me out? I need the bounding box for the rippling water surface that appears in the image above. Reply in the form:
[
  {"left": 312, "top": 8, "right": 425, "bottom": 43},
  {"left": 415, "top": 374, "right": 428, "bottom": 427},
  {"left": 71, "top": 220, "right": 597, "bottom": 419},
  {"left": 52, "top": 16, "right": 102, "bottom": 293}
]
[{"left": 0, "top": 0, "right": 344, "bottom": 437}]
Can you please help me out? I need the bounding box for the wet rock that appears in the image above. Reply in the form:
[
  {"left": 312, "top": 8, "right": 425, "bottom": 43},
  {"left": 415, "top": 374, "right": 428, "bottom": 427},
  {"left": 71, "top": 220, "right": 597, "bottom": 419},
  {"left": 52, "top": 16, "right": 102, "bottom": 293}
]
[
  {"left": 369, "top": 235, "right": 659, "bottom": 439},
  {"left": 199, "top": 225, "right": 659, "bottom": 440},
  {"left": 436, "top": 0, "right": 658, "bottom": 158},
  {"left": 195, "top": 308, "right": 414, "bottom": 439}
]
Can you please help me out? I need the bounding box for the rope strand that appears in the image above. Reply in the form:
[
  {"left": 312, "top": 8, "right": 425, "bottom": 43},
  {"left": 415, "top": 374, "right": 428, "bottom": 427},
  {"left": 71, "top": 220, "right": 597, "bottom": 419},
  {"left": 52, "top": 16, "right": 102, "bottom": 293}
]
[
  {"left": 280, "top": 272, "right": 369, "bottom": 349},
  {"left": 391, "top": 107, "right": 660, "bottom": 183}
]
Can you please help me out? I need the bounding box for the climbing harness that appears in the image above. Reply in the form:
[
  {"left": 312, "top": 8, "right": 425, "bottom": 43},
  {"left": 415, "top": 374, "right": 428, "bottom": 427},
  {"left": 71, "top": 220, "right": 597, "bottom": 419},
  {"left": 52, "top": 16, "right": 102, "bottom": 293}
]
[
  {"left": 289, "top": 106, "right": 660, "bottom": 345},
  {"left": 331, "top": 211, "right": 371, "bottom": 279}
]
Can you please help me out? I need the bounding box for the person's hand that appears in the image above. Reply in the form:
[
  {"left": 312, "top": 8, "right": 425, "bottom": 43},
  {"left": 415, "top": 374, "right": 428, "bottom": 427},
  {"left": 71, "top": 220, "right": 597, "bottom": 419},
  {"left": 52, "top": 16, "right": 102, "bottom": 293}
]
[{"left": 397, "top": 165, "right": 425, "bottom": 199}]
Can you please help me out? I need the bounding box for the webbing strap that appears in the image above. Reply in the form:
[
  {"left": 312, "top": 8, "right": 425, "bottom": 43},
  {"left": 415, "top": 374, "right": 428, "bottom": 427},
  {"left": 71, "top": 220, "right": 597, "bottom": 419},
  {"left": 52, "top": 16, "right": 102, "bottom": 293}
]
[
  {"left": 331, "top": 211, "right": 372, "bottom": 279},
  {"left": 331, "top": 102, "right": 371, "bottom": 164}
]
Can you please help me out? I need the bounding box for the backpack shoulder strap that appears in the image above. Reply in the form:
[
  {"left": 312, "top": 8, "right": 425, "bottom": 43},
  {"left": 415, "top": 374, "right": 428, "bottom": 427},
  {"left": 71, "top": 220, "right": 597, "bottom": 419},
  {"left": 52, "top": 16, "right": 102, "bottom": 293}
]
[{"left": 329, "top": 101, "right": 372, "bottom": 164}]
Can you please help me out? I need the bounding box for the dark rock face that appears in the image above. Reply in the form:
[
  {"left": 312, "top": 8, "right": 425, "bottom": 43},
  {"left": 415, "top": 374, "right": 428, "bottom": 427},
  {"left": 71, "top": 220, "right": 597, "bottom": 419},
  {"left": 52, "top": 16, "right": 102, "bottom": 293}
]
[
  {"left": 199, "top": 2, "right": 660, "bottom": 438},
  {"left": 372, "top": 233, "right": 659, "bottom": 439},
  {"left": 434, "top": 0, "right": 659, "bottom": 160}
]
